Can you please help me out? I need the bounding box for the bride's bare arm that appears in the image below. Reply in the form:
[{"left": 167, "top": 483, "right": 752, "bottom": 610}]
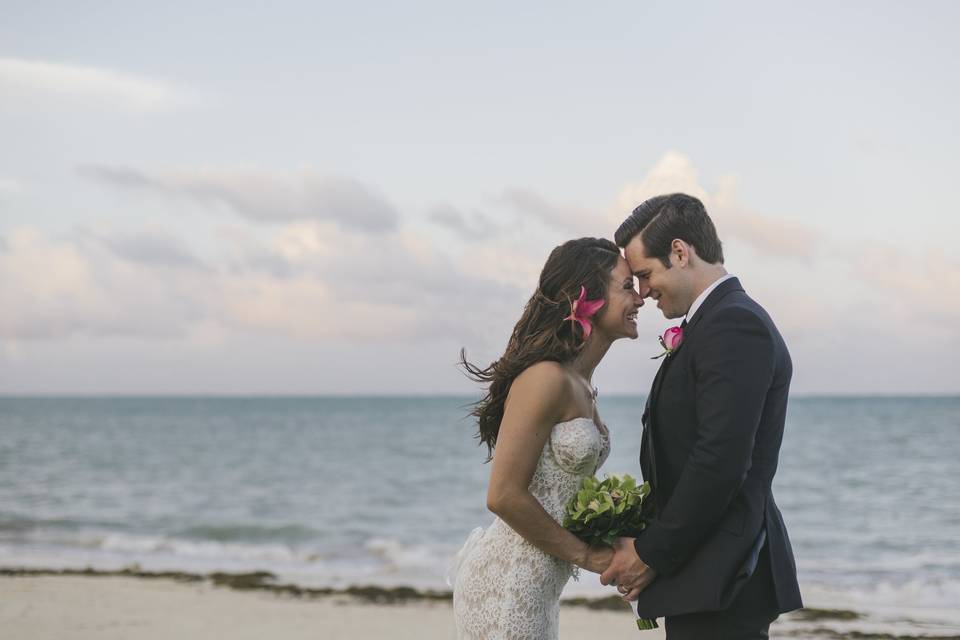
[{"left": 485, "top": 362, "right": 612, "bottom": 573}]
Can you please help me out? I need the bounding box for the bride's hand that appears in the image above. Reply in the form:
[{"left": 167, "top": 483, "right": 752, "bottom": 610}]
[{"left": 578, "top": 545, "right": 614, "bottom": 574}]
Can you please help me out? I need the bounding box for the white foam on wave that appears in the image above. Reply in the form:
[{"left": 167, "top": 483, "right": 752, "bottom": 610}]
[
  {"left": 0, "top": 526, "right": 330, "bottom": 581},
  {"left": 98, "top": 532, "right": 301, "bottom": 563},
  {"left": 0, "top": 534, "right": 458, "bottom": 592},
  {"left": 802, "top": 580, "right": 960, "bottom": 626},
  {"left": 366, "top": 537, "right": 458, "bottom": 571},
  {"left": 800, "top": 549, "right": 960, "bottom": 573}
]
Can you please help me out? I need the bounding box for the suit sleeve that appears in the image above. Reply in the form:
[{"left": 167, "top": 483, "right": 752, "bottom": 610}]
[{"left": 634, "top": 306, "right": 775, "bottom": 576}]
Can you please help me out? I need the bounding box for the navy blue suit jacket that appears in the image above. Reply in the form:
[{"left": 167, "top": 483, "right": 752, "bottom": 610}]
[{"left": 632, "top": 277, "right": 803, "bottom": 618}]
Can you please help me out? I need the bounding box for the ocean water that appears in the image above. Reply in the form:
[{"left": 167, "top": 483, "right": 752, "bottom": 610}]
[{"left": 1, "top": 396, "right": 958, "bottom": 628}]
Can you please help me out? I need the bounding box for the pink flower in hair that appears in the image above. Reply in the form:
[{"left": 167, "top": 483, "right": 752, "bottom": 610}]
[{"left": 564, "top": 286, "right": 606, "bottom": 339}]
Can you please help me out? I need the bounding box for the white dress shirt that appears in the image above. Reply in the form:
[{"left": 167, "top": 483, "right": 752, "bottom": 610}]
[{"left": 685, "top": 274, "right": 735, "bottom": 324}]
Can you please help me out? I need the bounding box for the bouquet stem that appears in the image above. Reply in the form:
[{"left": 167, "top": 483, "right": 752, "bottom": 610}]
[{"left": 635, "top": 616, "right": 659, "bottom": 630}]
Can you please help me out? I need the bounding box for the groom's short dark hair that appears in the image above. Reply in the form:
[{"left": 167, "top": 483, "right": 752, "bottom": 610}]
[{"left": 614, "top": 193, "right": 724, "bottom": 267}]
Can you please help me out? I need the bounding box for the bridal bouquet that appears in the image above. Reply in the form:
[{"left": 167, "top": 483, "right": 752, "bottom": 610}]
[
  {"left": 563, "top": 473, "right": 651, "bottom": 545},
  {"left": 563, "top": 473, "right": 658, "bottom": 631}
]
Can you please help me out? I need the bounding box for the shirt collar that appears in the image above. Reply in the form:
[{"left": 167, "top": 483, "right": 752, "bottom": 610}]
[{"left": 685, "top": 274, "right": 735, "bottom": 324}]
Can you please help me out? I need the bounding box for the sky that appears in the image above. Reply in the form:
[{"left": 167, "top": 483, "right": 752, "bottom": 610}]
[{"left": 1, "top": 1, "right": 958, "bottom": 395}]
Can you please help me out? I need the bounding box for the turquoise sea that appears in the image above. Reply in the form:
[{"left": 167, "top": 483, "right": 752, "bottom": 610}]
[{"left": 1, "top": 396, "right": 958, "bottom": 631}]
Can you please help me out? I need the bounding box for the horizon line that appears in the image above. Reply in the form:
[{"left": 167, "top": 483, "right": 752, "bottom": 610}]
[{"left": 1, "top": 392, "right": 958, "bottom": 400}]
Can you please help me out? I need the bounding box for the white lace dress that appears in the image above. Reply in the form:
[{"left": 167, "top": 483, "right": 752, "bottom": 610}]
[{"left": 451, "top": 417, "right": 611, "bottom": 640}]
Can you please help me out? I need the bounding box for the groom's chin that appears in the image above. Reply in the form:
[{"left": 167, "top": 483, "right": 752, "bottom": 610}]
[
  {"left": 661, "top": 306, "right": 683, "bottom": 320},
  {"left": 654, "top": 301, "right": 674, "bottom": 320}
]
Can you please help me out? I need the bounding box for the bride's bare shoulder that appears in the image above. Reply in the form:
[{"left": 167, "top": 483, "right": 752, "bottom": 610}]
[
  {"left": 514, "top": 361, "right": 569, "bottom": 389},
  {"left": 504, "top": 362, "right": 572, "bottom": 420}
]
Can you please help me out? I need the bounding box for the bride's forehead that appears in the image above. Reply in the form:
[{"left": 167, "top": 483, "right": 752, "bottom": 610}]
[{"left": 611, "top": 256, "right": 631, "bottom": 277}]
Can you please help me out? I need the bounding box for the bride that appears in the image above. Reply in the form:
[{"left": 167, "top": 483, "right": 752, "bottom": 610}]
[{"left": 453, "top": 237, "right": 646, "bottom": 639}]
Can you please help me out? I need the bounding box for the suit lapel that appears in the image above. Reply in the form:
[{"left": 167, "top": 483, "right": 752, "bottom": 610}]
[
  {"left": 642, "top": 340, "right": 674, "bottom": 489},
  {"left": 649, "top": 313, "right": 690, "bottom": 410},
  {"left": 682, "top": 277, "right": 743, "bottom": 335},
  {"left": 649, "top": 278, "right": 743, "bottom": 405},
  {"left": 648, "top": 351, "right": 673, "bottom": 410}
]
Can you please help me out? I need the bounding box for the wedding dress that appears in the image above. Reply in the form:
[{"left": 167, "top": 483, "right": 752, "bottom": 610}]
[{"left": 451, "top": 416, "right": 610, "bottom": 640}]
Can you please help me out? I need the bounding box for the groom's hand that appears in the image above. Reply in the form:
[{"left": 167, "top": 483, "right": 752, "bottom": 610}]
[
  {"left": 599, "top": 537, "right": 656, "bottom": 601},
  {"left": 580, "top": 545, "right": 614, "bottom": 574}
]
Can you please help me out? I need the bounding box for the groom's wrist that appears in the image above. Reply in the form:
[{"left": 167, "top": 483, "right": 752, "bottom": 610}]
[{"left": 633, "top": 535, "right": 670, "bottom": 577}]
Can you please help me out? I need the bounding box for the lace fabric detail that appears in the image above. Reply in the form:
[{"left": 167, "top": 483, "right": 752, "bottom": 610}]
[{"left": 452, "top": 417, "right": 610, "bottom": 640}]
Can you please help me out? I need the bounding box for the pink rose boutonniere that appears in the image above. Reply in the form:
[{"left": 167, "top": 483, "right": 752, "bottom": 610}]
[
  {"left": 651, "top": 326, "right": 683, "bottom": 359},
  {"left": 564, "top": 285, "right": 606, "bottom": 339}
]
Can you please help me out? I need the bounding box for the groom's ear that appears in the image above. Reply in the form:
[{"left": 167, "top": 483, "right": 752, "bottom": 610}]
[{"left": 670, "top": 239, "right": 693, "bottom": 268}]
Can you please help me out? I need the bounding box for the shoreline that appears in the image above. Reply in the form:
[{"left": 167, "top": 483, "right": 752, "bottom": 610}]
[
  {"left": 0, "top": 569, "right": 654, "bottom": 640},
  {"left": 3, "top": 567, "right": 960, "bottom": 639},
  {"left": 1, "top": 566, "right": 628, "bottom": 609}
]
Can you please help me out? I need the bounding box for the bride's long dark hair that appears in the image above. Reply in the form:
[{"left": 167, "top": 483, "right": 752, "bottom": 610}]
[{"left": 460, "top": 237, "right": 620, "bottom": 461}]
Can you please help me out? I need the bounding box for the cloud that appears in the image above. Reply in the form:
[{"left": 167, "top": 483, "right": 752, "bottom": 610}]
[
  {"left": 712, "top": 176, "right": 821, "bottom": 261},
  {"left": 617, "top": 151, "right": 711, "bottom": 208},
  {"left": 496, "top": 187, "right": 593, "bottom": 232},
  {"left": 80, "top": 165, "right": 400, "bottom": 233},
  {"left": 0, "top": 222, "right": 527, "bottom": 346},
  {"left": 852, "top": 244, "right": 960, "bottom": 324},
  {"left": 93, "top": 229, "right": 210, "bottom": 271},
  {"left": 21, "top": 152, "right": 831, "bottom": 348},
  {"left": 221, "top": 221, "right": 529, "bottom": 336},
  {"left": 616, "top": 151, "right": 821, "bottom": 260},
  {"left": 482, "top": 152, "right": 821, "bottom": 260},
  {"left": 0, "top": 225, "right": 345, "bottom": 341},
  {"left": 427, "top": 204, "right": 502, "bottom": 239},
  {"left": 0, "top": 228, "right": 204, "bottom": 340},
  {"left": 214, "top": 275, "right": 422, "bottom": 341},
  {"left": 0, "top": 56, "right": 196, "bottom": 112},
  {"left": 4, "top": 147, "right": 958, "bottom": 393}
]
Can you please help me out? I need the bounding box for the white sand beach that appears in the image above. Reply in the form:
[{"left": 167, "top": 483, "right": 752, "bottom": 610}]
[
  {"left": 0, "top": 575, "right": 661, "bottom": 640},
  {"left": 6, "top": 572, "right": 960, "bottom": 640}
]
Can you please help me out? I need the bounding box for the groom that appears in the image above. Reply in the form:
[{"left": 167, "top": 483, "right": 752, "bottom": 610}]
[{"left": 601, "top": 194, "right": 802, "bottom": 639}]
